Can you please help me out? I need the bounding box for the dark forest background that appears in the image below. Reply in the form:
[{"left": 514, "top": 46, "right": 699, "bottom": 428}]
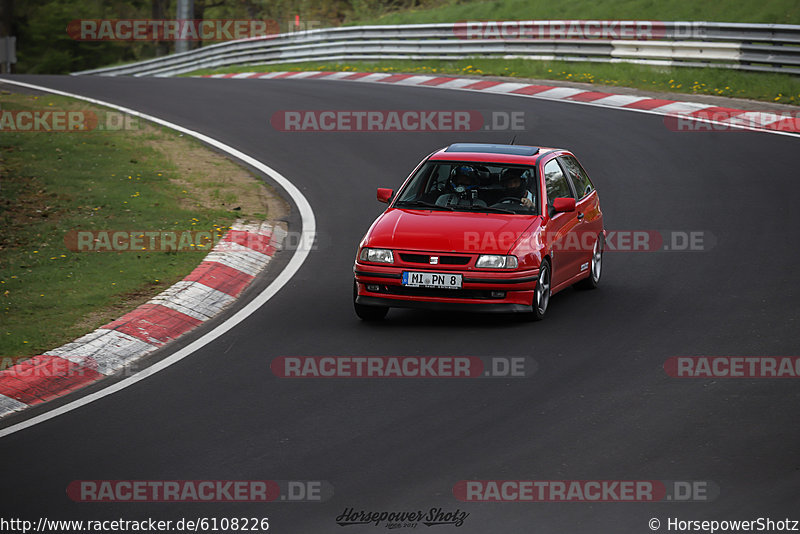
[{"left": 0, "top": 0, "right": 430, "bottom": 73}]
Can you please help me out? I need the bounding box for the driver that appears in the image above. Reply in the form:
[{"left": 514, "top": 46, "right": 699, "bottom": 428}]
[
  {"left": 435, "top": 165, "right": 486, "bottom": 207},
  {"left": 449, "top": 165, "right": 479, "bottom": 193},
  {"left": 500, "top": 167, "right": 534, "bottom": 208}
]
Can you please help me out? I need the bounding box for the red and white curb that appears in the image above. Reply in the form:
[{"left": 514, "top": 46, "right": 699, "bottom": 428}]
[
  {"left": 0, "top": 221, "right": 287, "bottom": 418},
  {"left": 200, "top": 71, "right": 800, "bottom": 134}
]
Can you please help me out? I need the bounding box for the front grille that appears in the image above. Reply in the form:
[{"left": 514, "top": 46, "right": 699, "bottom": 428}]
[{"left": 399, "top": 253, "right": 471, "bottom": 266}]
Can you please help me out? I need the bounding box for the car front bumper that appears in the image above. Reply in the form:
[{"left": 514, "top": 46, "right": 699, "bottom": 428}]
[{"left": 354, "top": 263, "right": 540, "bottom": 313}]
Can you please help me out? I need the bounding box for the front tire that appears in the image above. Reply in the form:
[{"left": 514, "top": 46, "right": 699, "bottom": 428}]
[
  {"left": 527, "top": 260, "right": 551, "bottom": 321},
  {"left": 353, "top": 281, "right": 388, "bottom": 321}
]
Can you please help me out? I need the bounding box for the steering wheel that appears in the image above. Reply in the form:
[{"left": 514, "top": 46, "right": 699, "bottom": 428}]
[{"left": 496, "top": 196, "right": 522, "bottom": 203}]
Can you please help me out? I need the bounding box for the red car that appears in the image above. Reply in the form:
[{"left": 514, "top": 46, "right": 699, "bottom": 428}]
[{"left": 353, "top": 143, "right": 605, "bottom": 321}]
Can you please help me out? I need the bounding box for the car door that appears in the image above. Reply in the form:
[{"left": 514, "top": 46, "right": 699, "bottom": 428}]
[
  {"left": 559, "top": 154, "right": 602, "bottom": 277},
  {"left": 542, "top": 157, "right": 581, "bottom": 287}
]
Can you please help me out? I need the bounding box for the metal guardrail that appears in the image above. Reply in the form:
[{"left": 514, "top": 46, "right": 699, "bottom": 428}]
[{"left": 72, "top": 21, "right": 800, "bottom": 77}]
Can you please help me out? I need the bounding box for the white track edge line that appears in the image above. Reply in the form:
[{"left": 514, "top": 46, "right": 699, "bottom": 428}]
[
  {"left": 333, "top": 75, "right": 800, "bottom": 140},
  {"left": 0, "top": 78, "right": 316, "bottom": 438}
]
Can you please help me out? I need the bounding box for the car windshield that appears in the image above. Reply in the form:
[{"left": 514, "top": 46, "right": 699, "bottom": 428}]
[{"left": 394, "top": 161, "right": 538, "bottom": 214}]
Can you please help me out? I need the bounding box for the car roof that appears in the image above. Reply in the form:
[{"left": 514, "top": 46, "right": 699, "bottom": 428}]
[{"left": 429, "top": 143, "right": 564, "bottom": 165}]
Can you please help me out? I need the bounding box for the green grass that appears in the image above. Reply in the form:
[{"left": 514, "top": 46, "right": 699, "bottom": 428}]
[
  {"left": 187, "top": 59, "right": 800, "bottom": 106},
  {"left": 0, "top": 93, "right": 263, "bottom": 365},
  {"left": 349, "top": 0, "right": 800, "bottom": 25}
]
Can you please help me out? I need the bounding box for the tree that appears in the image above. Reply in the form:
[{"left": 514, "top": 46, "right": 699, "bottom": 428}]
[{"left": 153, "top": 0, "right": 171, "bottom": 56}]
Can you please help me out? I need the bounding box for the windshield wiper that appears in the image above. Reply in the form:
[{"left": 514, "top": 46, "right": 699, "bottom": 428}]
[
  {"left": 467, "top": 205, "right": 516, "bottom": 214},
  {"left": 395, "top": 200, "right": 453, "bottom": 211}
]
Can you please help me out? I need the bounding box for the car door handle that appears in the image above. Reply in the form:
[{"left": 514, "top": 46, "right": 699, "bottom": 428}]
[{"left": 576, "top": 212, "right": 584, "bottom": 220}]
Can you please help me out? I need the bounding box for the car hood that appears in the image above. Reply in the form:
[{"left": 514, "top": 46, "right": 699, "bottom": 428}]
[{"left": 364, "top": 208, "right": 540, "bottom": 254}]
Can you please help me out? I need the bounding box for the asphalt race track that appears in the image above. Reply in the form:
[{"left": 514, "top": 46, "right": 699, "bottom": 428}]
[{"left": 1, "top": 75, "right": 798, "bottom": 533}]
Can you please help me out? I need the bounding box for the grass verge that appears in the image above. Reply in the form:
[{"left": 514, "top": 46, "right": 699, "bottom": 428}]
[
  {"left": 187, "top": 58, "right": 800, "bottom": 106},
  {"left": 0, "top": 91, "right": 285, "bottom": 366}
]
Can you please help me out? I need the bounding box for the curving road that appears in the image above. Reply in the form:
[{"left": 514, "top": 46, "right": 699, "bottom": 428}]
[{"left": 1, "top": 75, "right": 798, "bottom": 533}]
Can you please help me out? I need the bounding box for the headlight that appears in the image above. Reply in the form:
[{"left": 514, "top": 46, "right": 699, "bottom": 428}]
[
  {"left": 476, "top": 255, "right": 518, "bottom": 269},
  {"left": 359, "top": 248, "right": 394, "bottom": 264}
]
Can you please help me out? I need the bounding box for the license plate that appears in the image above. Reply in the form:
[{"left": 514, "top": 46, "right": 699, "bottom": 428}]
[{"left": 402, "top": 271, "right": 462, "bottom": 289}]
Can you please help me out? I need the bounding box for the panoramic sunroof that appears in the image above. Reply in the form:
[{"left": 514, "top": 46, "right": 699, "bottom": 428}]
[{"left": 444, "top": 143, "right": 540, "bottom": 156}]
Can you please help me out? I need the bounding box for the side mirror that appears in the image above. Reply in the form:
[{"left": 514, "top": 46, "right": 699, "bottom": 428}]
[
  {"left": 551, "top": 197, "right": 576, "bottom": 213},
  {"left": 377, "top": 188, "right": 394, "bottom": 204}
]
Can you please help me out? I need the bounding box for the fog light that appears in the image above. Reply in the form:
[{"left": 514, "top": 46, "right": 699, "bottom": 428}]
[
  {"left": 490, "top": 291, "right": 506, "bottom": 298},
  {"left": 367, "top": 284, "right": 381, "bottom": 292}
]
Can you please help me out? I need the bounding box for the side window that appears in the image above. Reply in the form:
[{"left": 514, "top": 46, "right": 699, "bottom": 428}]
[
  {"left": 543, "top": 158, "right": 573, "bottom": 204},
  {"left": 560, "top": 155, "right": 594, "bottom": 200}
]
